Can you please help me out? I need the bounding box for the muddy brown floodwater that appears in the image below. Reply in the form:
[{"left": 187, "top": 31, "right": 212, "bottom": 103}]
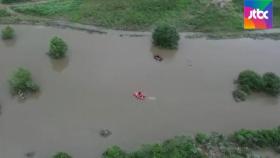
[{"left": 0, "top": 25, "right": 280, "bottom": 158}]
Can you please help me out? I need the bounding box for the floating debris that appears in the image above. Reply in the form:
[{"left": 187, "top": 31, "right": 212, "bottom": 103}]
[
  {"left": 100, "top": 129, "right": 112, "bottom": 138},
  {"left": 25, "top": 151, "right": 36, "bottom": 158},
  {"left": 154, "top": 55, "right": 163, "bottom": 62},
  {"left": 17, "top": 90, "right": 25, "bottom": 100}
]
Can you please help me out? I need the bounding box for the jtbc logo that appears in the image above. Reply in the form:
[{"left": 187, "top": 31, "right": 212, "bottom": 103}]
[{"left": 248, "top": 9, "right": 269, "bottom": 20}]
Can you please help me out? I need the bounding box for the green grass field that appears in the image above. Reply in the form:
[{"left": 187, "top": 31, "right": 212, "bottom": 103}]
[{"left": 8, "top": 0, "right": 280, "bottom": 32}]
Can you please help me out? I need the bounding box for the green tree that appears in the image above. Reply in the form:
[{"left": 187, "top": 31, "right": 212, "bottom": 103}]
[
  {"left": 103, "top": 146, "right": 127, "bottom": 158},
  {"left": 48, "top": 36, "right": 68, "bottom": 59},
  {"left": 152, "top": 24, "right": 180, "bottom": 49},
  {"left": 9, "top": 68, "right": 39, "bottom": 95},
  {"left": 237, "top": 70, "right": 263, "bottom": 93},
  {"left": 262, "top": 72, "right": 280, "bottom": 96},
  {"left": 1, "top": 26, "right": 14, "bottom": 40}
]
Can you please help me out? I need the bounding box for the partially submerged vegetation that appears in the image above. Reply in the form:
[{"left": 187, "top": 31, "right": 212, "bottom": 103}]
[
  {"left": 262, "top": 72, "right": 280, "bottom": 96},
  {"left": 48, "top": 36, "right": 68, "bottom": 59},
  {"left": 1, "top": 25, "right": 14, "bottom": 39},
  {"left": 233, "top": 70, "right": 280, "bottom": 102},
  {"left": 9, "top": 68, "right": 39, "bottom": 96},
  {"left": 0, "top": 9, "right": 10, "bottom": 17},
  {"left": 232, "top": 127, "right": 280, "bottom": 151},
  {"left": 53, "top": 152, "right": 72, "bottom": 158},
  {"left": 102, "top": 127, "right": 280, "bottom": 158},
  {"left": 152, "top": 24, "right": 180, "bottom": 49}
]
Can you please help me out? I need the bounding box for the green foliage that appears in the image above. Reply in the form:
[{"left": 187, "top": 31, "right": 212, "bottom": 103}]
[
  {"left": 9, "top": 0, "right": 252, "bottom": 32},
  {"left": 103, "top": 146, "right": 127, "bottom": 158},
  {"left": 8, "top": 0, "right": 280, "bottom": 32},
  {"left": 48, "top": 36, "right": 68, "bottom": 59},
  {"left": 0, "top": 9, "right": 10, "bottom": 17},
  {"left": 104, "top": 137, "right": 205, "bottom": 158},
  {"left": 233, "top": 70, "right": 280, "bottom": 101},
  {"left": 274, "top": 0, "right": 280, "bottom": 27},
  {"left": 152, "top": 24, "right": 180, "bottom": 49},
  {"left": 195, "top": 133, "right": 209, "bottom": 144},
  {"left": 102, "top": 127, "right": 280, "bottom": 158},
  {"left": 9, "top": 68, "right": 39, "bottom": 94},
  {"left": 1, "top": 26, "right": 14, "bottom": 40},
  {"left": 4, "top": 0, "right": 280, "bottom": 32},
  {"left": 262, "top": 72, "right": 280, "bottom": 96},
  {"left": 232, "top": 127, "right": 280, "bottom": 149},
  {"left": 237, "top": 70, "right": 263, "bottom": 93},
  {"left": 53, "top": 152, "right": 72, "bottom": 158}
]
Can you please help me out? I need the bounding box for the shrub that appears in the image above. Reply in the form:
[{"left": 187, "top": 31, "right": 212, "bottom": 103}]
[
  {"left": 152, "top": 24, "right": 180, "bottom": 49},
  {"left": 0, "top": 9, "right": 10, "bottom": 17},
  {"left": 1, "top": 26, "right": 14, "bottom": 40},
  {"left": 103, "top": 146, "right": 127, "bottom": 158},
  {"left": 53, "top": 152, "right": 72, "bottom": 158},
  {"left": 130, "top": 136, "right": 205, "bottom": 158},
  {"left": 231, "top": 127, "right": 280, "bottom": 148},
  {"left": 262, "top": 72, "right": 280, "bottom": 96},
  {"left": 48, "top": 36, "right": 68, "bottom": 59},
  {"left": 237, "top": 70, "right": 263, "bottom": 93},
  {"left": 9, "top": 68, "right": 39, "bottom": 95},
  {"left": 195, "top": 133, "right": 209, "bottom": 144}
]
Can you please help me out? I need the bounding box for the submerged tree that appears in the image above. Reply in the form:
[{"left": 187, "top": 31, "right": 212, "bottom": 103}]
[
  {"left": 8, "top": 68, "right": 39, "bottom": 95},
  {"left": 1, "top": 26, "right": 14, "bottom": 40},
  {"left": 237, "top": 70, "right": 263, "bottom": 93},
  {"left": 48, "top": 36, "right": 68, "bottom": 59},
  {"left": 152, "top": 24, "right": 180, "bottom": 49},
  {"left": 262, "top": 72, "right": 280, "bottom": 96},
  {"left": 103, "top": 146, "right": 127, "bottom": 158}
]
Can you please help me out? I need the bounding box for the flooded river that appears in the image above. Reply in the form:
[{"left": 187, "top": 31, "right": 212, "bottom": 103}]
[{"left": 0, "top": 25, "right": 280, "bottom": 158}]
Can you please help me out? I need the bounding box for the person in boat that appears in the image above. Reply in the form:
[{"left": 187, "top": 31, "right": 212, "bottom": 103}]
[
  {"left": 133, "top": 91, "right": 146, "bottom": 100},
  {"left": 154, "top": 55, "right": 163, "bottom": 62}
]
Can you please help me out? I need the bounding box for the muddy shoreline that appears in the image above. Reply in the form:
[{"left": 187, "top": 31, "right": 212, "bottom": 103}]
[{"left": 1, "top": 19, "right": 280, "bottom": 39}]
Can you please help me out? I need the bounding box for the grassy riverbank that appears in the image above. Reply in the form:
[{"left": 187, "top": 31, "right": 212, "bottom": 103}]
[
  {"left": 103, "top": 127, "right": 280, "bottom": 158},
  {"left": 2, "top": 0, "right": 279, "bottom": 32}
]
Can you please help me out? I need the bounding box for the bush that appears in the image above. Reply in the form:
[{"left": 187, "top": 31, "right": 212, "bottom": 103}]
[
  {"left": 232, "top": 127, "right": 280, "bottom": 148},
  {"left": 152, "top": 24, "right": 180, "bottom": 49},
  {"left": 103, "top": 146, "right": 127, "bottom": 158},
  {"left": 109, "top": 137, "right": 205, "bottom": 158},
  {"left": 53, "top": 152, "right": 72, "bottom": 158},
  {"left": 237, "top": 70, "right": 263, "bottom": 93},
  {"left": 48, "top": 36, "right": 68, "bottom": 59},
  {"left": 262, "top": 72, "right": 280, "bottom": 96},
  {"left": 195, "top": 133, "right": 209, "bottom": 144},
  {"left": 233, "top": 70, "right": 280, "bottom": 101},
  {"left": 1, "top": 26, "right": 14, "bottom": 40},
  {"left": 9, "top": 68, "right": 39, "bottom": 95},
  {"left": 0, "top": 9, "right": 10, "bottom": 17}
]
